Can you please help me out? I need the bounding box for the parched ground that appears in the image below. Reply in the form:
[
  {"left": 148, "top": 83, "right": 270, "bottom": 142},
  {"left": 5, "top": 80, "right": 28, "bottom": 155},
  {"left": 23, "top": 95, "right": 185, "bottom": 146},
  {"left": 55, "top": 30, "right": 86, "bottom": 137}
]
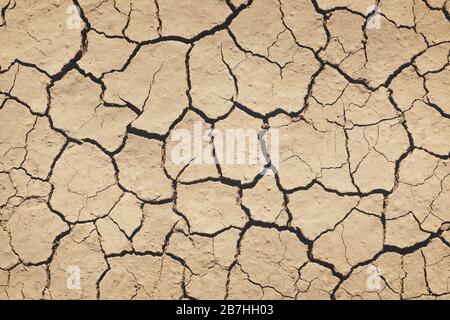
[{"left": 0, "top": 0, "right": 449, "bottom": 300}]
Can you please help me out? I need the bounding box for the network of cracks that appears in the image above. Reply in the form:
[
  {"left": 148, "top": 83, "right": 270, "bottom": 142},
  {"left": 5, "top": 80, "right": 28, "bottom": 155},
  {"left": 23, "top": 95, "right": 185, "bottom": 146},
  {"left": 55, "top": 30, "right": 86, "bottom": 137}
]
[{"left": 0, "top": 0, "right": 449, "bottom": 300}]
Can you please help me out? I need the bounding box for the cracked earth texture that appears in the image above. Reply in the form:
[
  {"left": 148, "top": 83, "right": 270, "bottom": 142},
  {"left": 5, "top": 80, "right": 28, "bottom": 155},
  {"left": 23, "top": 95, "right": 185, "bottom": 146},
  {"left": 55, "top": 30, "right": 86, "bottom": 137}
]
[{"left": 0, "top": 0, "right": 449, "bottom": 301}]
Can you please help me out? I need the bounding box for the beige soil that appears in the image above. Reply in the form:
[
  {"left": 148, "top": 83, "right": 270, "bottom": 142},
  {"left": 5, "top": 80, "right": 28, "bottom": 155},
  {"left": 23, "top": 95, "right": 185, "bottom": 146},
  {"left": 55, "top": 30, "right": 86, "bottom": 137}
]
[{"left": 0, "top": 0, "right": 449, "bottom": 300}]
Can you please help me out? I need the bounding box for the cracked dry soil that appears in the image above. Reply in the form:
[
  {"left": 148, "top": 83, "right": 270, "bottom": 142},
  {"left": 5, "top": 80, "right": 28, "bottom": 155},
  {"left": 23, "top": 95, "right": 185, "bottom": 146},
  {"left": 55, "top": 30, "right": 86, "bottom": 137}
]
[{"left": 0, "top": 0, "right": 449, "bottom": 300}]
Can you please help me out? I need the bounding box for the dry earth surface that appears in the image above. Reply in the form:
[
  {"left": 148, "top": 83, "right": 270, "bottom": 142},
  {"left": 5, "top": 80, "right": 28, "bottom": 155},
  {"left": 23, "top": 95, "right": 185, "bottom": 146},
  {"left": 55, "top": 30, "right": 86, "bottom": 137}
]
[{"left": 0, "top": 0, "right": 449, "bottom": 300}]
